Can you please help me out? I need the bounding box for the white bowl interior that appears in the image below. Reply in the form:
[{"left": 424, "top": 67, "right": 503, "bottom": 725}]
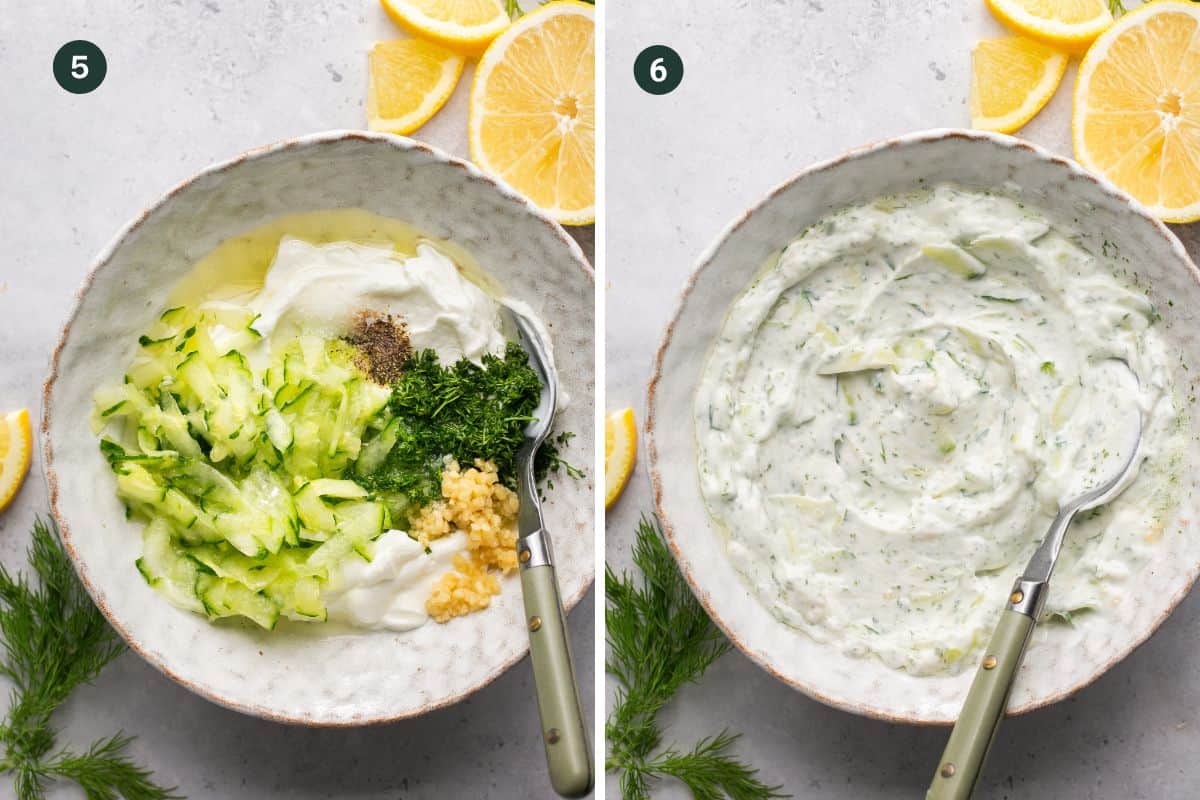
[
  {"left": 649, "top": 130, "right": 1200, "bottom": 723},
  {"left": 44, "top": 133, "right": 595, "bottom": 725}
]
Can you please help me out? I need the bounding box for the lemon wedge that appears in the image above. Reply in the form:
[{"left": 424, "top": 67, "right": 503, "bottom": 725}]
[
  {"left": 1074, "top": 1, "right": 1200, "bottom": 222},
  {"left": 469, "top": 1, "right": 595, "bottom": 226},
  {"left": 985, "top": 0, "right": 1114, "bottom": 53},
  {"left": 970, "top": 36, "right": 1069, "bottom": 133},
  {"left": 605, "top": 408, "right": 637, "bottom": 509},
  {"left": 0, "top": 409, "right": 32, "bottom": 513},
  {"left": 367, "top": 39, "right": 465, "bottom": 135},
  {"left": 379, "top": 0, "right": 511, "bottom": 55}
]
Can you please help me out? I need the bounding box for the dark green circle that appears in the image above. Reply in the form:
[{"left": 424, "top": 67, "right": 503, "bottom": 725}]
[
  {"left": 633, "top": 45, "right": 683, "bottom": 96},
  {"left": 53, "top": 40, "right": 106, "bottom": 94}
]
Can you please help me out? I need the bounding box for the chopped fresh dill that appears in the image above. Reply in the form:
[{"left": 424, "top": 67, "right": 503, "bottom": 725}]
[
  {"left": 544, "top": 431, "right": 587, "bottom": 481},
  {"left": 358, "top": 342, "right": 581, "bottom": 518}
]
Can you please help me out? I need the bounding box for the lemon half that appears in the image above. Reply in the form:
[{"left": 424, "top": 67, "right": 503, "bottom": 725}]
[
  {"left": 1074, "top": 1, "right": 1200, "bottom": 222},
  {"left": 380, "top": 0, "right": 511, "bottom": 55},
  {"left": 469, "top": 1, "right": 595, "bottom": 226},
  {"left": 985, "top": 0, "right": 1114, "bottom": 53}
]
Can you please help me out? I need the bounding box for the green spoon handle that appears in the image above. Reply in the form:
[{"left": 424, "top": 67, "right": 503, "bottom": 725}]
[
  {"left": 521, "top": 562, "right": 593, "bottom": 798},
  {"left": 926, "top": 606, "right": 1037, "bottom": 800}
]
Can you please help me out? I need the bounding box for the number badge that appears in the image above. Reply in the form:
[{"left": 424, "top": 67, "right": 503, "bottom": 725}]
[
  {"left": 634, "top": 45, "right": 683, "bottom": 96},
  {"left": 54, "top": 40, "right": 107, "bottom": 94}
]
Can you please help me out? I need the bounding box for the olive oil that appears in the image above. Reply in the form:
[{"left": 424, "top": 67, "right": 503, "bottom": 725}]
[{"left": 167, "top": 208, "right": 498, "bottom": 306}]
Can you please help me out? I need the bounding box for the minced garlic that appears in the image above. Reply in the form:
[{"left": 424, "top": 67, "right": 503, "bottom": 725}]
[{"left": 413, "top": 458, "right": 520, "bottom": 622}]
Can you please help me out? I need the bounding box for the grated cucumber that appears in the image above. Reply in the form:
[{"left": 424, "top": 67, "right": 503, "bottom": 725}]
[{"left": 94, "top": 305, "right": 393, "bottom": 629}]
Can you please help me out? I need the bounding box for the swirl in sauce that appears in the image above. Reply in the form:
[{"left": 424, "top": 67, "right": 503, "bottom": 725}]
[{"left": 695, "top": 185, "right": 1186, "bottom": 675}]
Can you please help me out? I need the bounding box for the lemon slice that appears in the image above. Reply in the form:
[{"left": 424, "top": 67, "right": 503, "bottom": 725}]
[
  {"left": 0, "top": 409, "right": 32, "bottom": 513},
  {"left": 605, "top": 408, "right": 637, "bottom": 509},
  {"left": 379, "top": 0, "right": 511, "bottom": 54},
  {"left": 367, "top": 39, "right": 465, "bottom": 135},
  {"left": 469, "top": 1, "right": 595, "bottom": 226},
  {"left": 970, "top": 36, "right": 1069, "bottom": 133},
  {"left": 1074, "top": 1, "right": 1200, "bottom": 223},
  {"left": 985, "top": 0, "right": 1114, "bottom": 53}
]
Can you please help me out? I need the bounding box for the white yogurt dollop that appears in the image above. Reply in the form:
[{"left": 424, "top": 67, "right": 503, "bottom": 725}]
[
  {"left": 323, "top": 530, "right": 466, "bottom": 631},
  {"left": 695, "top": 185, "right": 1186, "bottom": 675},
  {"left": 247, "top": 238, "right": 507, "bottom": 365}
]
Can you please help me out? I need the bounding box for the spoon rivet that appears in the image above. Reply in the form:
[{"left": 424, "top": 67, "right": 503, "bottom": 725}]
[
  {"left": 983, "top": 655, "right": 998, "bottom": 670},
  {"left": 546, "top": 728, "right": 561, "bottom": 744},
  {"left": 941, "top": 763, "right": 956, "bottom": 778},
  {"left": 528, "top": 616, "right": 542, "bottom": 632},
  {"left": 519, "top": 549, "right": 532, "bottom": 563},
  {"left": 1009, "top": 590, "right": 1024, "bottom": 605}
]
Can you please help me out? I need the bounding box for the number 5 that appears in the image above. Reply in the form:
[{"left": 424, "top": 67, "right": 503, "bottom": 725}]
[
  {"left": 650, "top": 57, "right": 667, "bottom": 83},
  {"left": 71, "top": 54, "right": 88, "bottom": 79}
]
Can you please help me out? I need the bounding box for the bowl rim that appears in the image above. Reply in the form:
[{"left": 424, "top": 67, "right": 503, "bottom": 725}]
[
  {"left": 645, "top": 127, "right": 1200, "bottom": 726},
  {"left": 40, "top": 130, "right": 595, "bottom": 727}
]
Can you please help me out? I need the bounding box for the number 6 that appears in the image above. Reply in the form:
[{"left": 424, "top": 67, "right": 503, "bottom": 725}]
[
  {"left": 650, "top": 57, "right": 667, "bottom": 83},
  {"left": 71, "top": 54, "right": 88, "bottom": 79}
]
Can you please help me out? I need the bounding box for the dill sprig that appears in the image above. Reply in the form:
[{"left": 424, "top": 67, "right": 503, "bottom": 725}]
[
  {"left": 1108, "top": 0, "right": 1126, "bottom": 15},
  {"left": 0, "top": 517, "right": 180, "bottom": 800},
  {"left": 606, "top": 516, "right": 787, "bottom": 800}
]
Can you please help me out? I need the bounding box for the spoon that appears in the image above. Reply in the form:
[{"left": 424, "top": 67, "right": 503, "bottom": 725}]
[
  {"left": 927, "top": 362, "right": 1144, "bottom": 800},
  {"left": 503, "top": 304, "right": 594, "bottom": 798}
]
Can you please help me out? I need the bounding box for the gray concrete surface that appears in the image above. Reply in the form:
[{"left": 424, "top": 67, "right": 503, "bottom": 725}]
[
  {"left": 604, "top": 1, "right": 1200, "bottom": 798},
  {"left": 0, "top": 2, "right": 593, "bottom": 798}
]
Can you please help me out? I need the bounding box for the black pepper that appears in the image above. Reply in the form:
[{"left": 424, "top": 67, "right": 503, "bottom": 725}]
[{"left": 344, "top": 311, "right": 412, "bottom": 385}]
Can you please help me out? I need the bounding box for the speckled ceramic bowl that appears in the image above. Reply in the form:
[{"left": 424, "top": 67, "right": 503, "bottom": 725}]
[
  {"left": 647, "top": 129, "right": 1200, "bottom": 724},
  {"left": 42, "top": 132, "right": 594, "bottom": 725}
]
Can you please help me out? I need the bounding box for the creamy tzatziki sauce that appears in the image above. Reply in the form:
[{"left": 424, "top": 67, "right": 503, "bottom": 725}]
[{"left": 695, "top": 185, "right": 1185, "bottom": 675}]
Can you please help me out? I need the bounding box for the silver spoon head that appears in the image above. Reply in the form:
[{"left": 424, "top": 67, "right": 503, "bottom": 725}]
[
  {"left": 1070, "top": 414, "right": 1143, "bottom": 514},
  {"left": 1060, "top": 358, "right": 1144, "bottom": 515},
  {"left": 1022, "top": 359, "right": 1145, "bottom": 585},
  {"left": 501, "top": 303, "right": 557, "bottom": 447}
]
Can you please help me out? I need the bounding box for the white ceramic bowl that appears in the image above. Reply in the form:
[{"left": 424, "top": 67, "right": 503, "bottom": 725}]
[
  {"left": 43, "top": 132, "right": 594, "bottom": 725},
  {"left": 647, "top": 129, "right": 1200, "bottom": 724}
]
